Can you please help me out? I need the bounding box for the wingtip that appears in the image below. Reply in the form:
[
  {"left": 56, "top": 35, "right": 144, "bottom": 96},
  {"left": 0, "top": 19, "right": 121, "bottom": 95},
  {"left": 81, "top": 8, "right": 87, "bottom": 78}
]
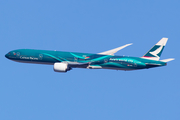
[
  {"left": 127, "top": 43, "right": 133, "bottom": 46},
  {"left": 162, "top": 37, "right": 168, "bottom": 39}
]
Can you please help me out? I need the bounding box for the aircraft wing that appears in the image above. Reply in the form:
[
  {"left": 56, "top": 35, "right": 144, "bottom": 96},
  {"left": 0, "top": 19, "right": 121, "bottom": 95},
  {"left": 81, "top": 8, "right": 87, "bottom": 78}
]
[{"left": 98, "top": 43, "right": 133, "bottom": 55}]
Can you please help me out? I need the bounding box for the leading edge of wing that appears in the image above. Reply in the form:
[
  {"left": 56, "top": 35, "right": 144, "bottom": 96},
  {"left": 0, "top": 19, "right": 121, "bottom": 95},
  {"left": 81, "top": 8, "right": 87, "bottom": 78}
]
[{"left": 98, "top": 43, "right": 133, "bottom": 55}]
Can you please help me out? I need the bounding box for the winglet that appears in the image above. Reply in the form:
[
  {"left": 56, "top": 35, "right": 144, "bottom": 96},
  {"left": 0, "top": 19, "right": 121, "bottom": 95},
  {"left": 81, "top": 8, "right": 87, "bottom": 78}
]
[{"left": 98, "top": 43, "right": 133, "bottom": 55}]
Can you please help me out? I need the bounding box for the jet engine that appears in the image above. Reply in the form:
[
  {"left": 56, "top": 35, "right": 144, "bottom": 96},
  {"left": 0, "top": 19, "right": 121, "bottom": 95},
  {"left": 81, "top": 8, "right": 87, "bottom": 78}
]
[{"left": 53, "top": 62, "right": 71, "bottom": 72}]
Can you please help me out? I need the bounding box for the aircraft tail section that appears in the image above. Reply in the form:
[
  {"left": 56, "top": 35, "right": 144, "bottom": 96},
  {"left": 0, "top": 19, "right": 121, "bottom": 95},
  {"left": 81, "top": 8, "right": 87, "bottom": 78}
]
[{"left": 142, "top": 38, "right": 168, "bottom": 61}]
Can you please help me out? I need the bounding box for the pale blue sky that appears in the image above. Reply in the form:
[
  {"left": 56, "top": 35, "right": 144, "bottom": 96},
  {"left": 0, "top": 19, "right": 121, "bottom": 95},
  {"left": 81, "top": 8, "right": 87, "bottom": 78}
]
[{"left": 0, "top": 0, "right": 179, "bottom": 120}]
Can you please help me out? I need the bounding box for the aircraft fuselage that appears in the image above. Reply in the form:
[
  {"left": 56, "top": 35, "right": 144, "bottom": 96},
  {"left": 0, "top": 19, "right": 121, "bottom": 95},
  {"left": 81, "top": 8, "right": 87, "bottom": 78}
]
[{"left": 5, "top": 49, "right": 166, "bottom": 71}]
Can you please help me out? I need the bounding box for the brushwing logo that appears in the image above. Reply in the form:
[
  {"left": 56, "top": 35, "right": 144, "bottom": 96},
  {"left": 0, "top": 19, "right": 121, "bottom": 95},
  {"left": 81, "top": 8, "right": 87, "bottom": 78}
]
[{"left": 149, "top": 45, "right": 163, "bottom": 58}]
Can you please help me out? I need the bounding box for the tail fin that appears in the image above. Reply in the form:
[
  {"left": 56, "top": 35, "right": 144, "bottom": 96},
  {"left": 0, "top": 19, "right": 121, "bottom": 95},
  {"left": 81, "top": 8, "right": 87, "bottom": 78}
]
[{"left": 142, "top": 38, "right": 168, "bottom": 61}]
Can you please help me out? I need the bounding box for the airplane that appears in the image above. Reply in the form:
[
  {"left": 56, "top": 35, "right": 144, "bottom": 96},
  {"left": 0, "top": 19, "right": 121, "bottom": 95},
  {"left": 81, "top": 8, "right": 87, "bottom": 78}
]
[{"left": 5, "top": 38, "right": 174, "bottom": 73}]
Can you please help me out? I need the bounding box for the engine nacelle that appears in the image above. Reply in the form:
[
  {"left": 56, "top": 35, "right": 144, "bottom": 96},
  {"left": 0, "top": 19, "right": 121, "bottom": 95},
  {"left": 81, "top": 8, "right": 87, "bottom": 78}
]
[{"left": 53, "top": 62, "right": 71, "bottom": 72}]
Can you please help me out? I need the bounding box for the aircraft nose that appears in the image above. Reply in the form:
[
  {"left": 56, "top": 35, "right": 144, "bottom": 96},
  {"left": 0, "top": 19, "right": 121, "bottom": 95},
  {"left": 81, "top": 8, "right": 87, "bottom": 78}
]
[
  {"left": 5, "top": 54, "right": 8, "bottom": 58},
  {"left": 5, "top": 53, "right": 9, "bottom": 59}
]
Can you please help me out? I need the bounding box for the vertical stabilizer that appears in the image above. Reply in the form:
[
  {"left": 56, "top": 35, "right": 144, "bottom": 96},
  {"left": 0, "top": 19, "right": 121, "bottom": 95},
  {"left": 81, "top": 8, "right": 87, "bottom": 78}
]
[{"left": 142, "top": 38, "right": 168, "bottom": 61}]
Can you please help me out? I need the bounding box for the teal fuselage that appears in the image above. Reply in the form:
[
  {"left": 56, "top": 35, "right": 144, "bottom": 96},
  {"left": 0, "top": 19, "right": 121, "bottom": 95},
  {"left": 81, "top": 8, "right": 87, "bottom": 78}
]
[{"left": 5, "top": 49, "right": 166, "bottom": 71}]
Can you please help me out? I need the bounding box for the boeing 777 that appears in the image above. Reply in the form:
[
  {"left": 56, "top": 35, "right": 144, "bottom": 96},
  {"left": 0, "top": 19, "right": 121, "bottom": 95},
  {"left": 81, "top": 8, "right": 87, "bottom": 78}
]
[{"left": 5, "top": 38, "right": 174, "bottom": 73}]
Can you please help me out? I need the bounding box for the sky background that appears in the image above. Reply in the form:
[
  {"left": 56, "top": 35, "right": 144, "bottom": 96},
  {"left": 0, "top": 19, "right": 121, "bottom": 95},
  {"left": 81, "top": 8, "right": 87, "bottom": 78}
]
[{"left": 0, "top": 0, "right": 179, "bottom": 120}]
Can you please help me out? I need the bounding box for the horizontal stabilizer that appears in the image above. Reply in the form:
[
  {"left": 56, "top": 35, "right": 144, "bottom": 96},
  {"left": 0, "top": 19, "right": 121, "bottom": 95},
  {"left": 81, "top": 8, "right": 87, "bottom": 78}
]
[
  {"left": 160, "top": 58, "right": 175, "bottom": 62},
  {"left": 98, "top": 43, "right": 133, "bottom": 55}
]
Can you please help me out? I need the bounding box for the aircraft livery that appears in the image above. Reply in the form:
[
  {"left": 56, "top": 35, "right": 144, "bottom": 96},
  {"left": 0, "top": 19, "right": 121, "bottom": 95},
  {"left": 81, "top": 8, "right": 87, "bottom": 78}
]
[{"left": 5, "top": 38, "right": 174, "bottom": 72}]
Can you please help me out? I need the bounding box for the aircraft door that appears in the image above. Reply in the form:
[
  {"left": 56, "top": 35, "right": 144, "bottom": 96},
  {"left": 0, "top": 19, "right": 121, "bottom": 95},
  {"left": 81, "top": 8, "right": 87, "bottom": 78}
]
[{"left": 39, "top": 54, "right": 43, "bottom": 60}]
